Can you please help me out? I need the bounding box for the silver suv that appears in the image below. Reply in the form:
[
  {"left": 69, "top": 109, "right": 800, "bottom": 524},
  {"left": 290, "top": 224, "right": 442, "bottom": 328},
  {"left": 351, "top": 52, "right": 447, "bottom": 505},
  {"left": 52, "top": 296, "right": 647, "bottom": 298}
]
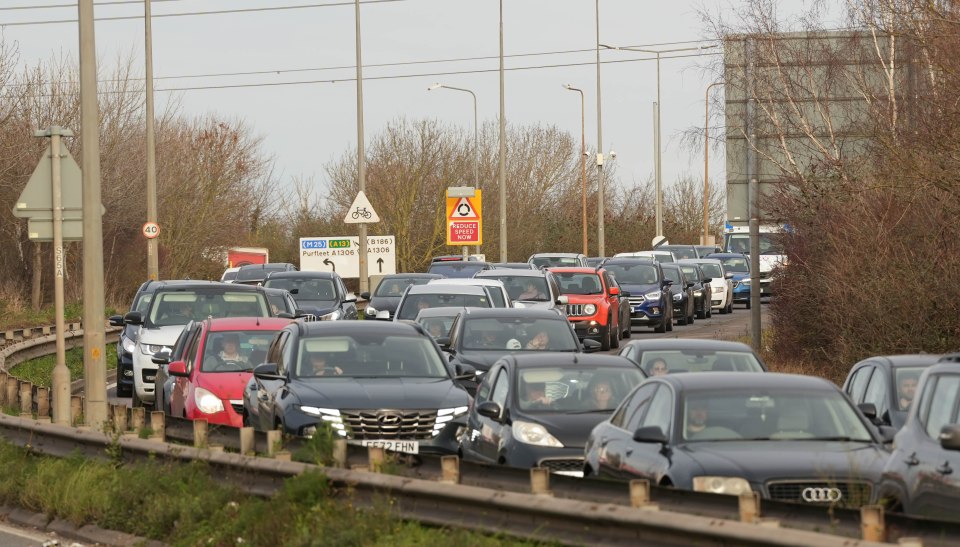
[
  {"left": 474, "top": 269, "right": 567, "bottom": 313},
  {"left": 527, "top": 252, "right": 589, "bottom": 268}
]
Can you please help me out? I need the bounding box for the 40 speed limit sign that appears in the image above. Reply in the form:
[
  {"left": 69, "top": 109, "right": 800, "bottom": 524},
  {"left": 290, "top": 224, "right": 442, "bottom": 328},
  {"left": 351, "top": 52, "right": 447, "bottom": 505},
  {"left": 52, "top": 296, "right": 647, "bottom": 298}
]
[{"left": 142, "top": 222, "right": 160, "bottom": 239}]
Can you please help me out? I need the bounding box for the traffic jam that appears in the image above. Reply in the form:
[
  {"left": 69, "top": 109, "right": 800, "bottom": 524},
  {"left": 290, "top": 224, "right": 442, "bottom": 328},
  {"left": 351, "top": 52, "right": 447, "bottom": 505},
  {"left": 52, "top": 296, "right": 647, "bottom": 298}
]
[{"left": 111, "top": 237, "right": 960, "bottom": 525}]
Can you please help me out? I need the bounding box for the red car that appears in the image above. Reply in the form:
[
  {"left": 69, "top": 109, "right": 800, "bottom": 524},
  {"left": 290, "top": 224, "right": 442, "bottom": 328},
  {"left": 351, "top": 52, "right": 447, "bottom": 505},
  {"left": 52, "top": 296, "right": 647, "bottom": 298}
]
[
  {"left": 549, "top": 266, "right": 631, "bottom": 351},
  {"left": 167, "top": 317, "right": 291, "bottom": 427}
]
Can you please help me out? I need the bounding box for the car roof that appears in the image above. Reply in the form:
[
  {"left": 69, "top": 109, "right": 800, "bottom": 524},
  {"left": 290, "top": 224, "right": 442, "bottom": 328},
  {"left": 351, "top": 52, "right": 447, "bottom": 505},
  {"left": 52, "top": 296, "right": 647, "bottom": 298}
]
[
  {"left": 498, "top": 353, "right": 642, "bottom": 370},
  {"left": 238, "top": 263, "right": 296, "bottom": 271},
  {"left": 679, "top": 258, "right": 722, "bottom": 264},
  {"left": 137, "top": 279, "right": 203, "bottom": 293},
  {"left": 382, "top": 273, "right": 444, "bottom": 279},
  {"left": 458, "top": 307, "right": 565, "bottom": 320},
  {"left": 414, "top": 306, "right": 469, "bottom": 319},
  {"left": 548, "top": 267, "right": 600, "bottom": 274},
  {"left": 406, "top": 283, "right": 490, "bottom": 295},
  {"left": 622, "top": 339, "right": 756, "bottom": 352},
  {"left": 925, "top": 362, "right": 960, "bottom": 375},
  {"left": 602, "top": 258, "right": 658, "bottom": 266},
  {"left": 529, "top": 252, "right": 584, "bottom": 258},
  {"left": 706, "top": 253, "right": 749, "bottom": 259},
  {"left": 476, "top": 269, "right": 550, "bottom": 278},
  {"left": 295, "top": 319, "right": 425, "bottom": 337},
  {"left": 266, "top": 271, "right": 337, "bottom": 279},
  {"left": 206, "top": 317, "right": 292, "bottom": 332},
  {"left": 153, "top": 280, "right": 254, "bottom": 291},
  {"left": 657, "top": 372, "right": 835, "bottom": 392},
  {"left": 427, "top": 278, "right": 505, "bottom": 287},
  {"left": 858, "top": 354, "right": 943, "bottom": 368}
]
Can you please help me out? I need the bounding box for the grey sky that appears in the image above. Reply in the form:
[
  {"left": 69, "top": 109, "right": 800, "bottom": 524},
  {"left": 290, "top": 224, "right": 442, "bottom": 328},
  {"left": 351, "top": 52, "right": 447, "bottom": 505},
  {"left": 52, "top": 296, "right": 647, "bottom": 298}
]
[{"left": 6, "top": 0, "right": 731, "bottom": 202}]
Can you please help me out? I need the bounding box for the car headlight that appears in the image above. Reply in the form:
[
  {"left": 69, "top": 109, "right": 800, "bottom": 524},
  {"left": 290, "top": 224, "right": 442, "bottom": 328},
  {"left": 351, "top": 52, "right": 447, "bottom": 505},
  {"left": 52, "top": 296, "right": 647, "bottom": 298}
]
[
  {"left": 140, "top": 343, "right": 170, "bottom": 356},
  {"left": 583, "top": 304, "right": 597, "bottom": 315},
  {"left": 693, "top": 290, "right": 703, "bottom": 297},
  {"left": 122, "top": 337, "right": 136, "bottom": 353},
  {"left": 194, "top": 387, "right": 224, "bottom": 414},
  {"left": 434, "top": 406, "right": 469, "bottom": 436},
  {"left": 299, "top": 406, "right": 347, "bottom": 434},
  {"left": 692, "top": 476, "right": 753, "bottom": 496},
  {"left": 319, "top": 310, "right": 343, "bottom": 321},
  {"left": 673, "top": 292, "right": 682, "bottom": 301},
  {"left": 365, "top": 306, "right": 378, "bottom": 316},
  {"left": 643, "top": 291, "right": 661, "bottom": 301},
  {"left": 512, "top": 420, "right": 563, "bottom": 447},
  {"left": 741, "top": 278, "right": 751, "bottom": 286}
]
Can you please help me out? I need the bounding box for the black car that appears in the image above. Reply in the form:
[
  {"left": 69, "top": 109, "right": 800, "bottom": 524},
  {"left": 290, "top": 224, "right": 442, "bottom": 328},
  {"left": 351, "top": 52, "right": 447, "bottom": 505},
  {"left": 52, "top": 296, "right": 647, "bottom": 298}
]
[
  {"left": 439, "top": 308, "right": 599, "bottom": 376},
  {"left": 246, "top": 321, "right": 473, "bottom": 455},
  {"left": 660, "top": 264, "right": 695, "bottom": 326},
  {"left": 841, "top": 354, "right": 940, "bottom": 430},
  {"left": 233, "top": 263, "right": 298, "bottom": 286},
  {"left": 426, "top": 260, "right": 492, "bottom": 278},
  {"left": 489, "top": 262, "right": 537, "bottom": 270},
  {"left": 601, "top": 258, "right": 673, "bottom": 333},
  {"left": 262, "top": 271, "right": 358, "bottom": 320},
  {"left": 460, "top": 353, "right": 646, "bottom": 475},
  {"left": 261, "top": 287, "right": 301, "bottom": 318},
  {"left": 677, "top": 262, "right": 713, "bottom": 320},
  {"left": 617, "top": 339, "right": 767, "bottom": 376},
  {"left": 360, "top": 273, "right": 444, "bottom": 320},
  {"left": 584, "top": 373, "right": 891, "bottom": 508},
  {"left": 878, "top": 362, "right": 960, "bottom": 521}
]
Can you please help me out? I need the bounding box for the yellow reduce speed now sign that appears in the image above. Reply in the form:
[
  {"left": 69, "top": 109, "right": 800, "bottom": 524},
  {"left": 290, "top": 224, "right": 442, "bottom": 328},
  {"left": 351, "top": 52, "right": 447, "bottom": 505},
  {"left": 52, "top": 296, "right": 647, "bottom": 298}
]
[{"left": 445, "top": 188, "right": 482, "bottom": 246}]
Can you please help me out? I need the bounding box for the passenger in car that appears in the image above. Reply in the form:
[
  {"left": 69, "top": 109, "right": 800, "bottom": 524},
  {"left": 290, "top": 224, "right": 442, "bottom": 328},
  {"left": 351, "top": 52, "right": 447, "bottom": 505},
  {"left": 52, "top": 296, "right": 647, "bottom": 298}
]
[
  {"left": 898, "top": 372, "right": 919, "bottom": 410},
  {"left": 587, "top": 378, "right": 614, "bottom": 410},
  {"left": 526, "top": 330, "right": 550, "bottom": 350},
  {"left": 649, "top": 358, "right": 669, "bottom": 376}
]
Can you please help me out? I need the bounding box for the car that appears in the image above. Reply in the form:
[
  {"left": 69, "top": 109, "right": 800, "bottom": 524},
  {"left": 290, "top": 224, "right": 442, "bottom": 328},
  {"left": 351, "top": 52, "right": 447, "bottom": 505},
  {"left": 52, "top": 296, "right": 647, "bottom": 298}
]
[
  {"left": 584, "top": 372, "right": 892, "bottom": 509},
  {"left": 245, "top": 320, "right": 473, "bottom": 456},
  {"left": 460, "top": 353, "right": 646, "bottom": 475},
  {"left": 123, "top": 281, "right": 273, "bottom": 408},
  {"left": 586, "top": 257, "right": 607, "bottom": 267},
  {"left": 260, "top": 287, "right": 303, "bottom": 319},
  {"left": 220, "top": 267, "right": 240, "bottom": 283},
  {"left": 162, "top": 317, "right": 290, "bottom": 427},
  {"left": 680, "top": 258, "right": 734, "bottom": 314},
  {"left": 426, "top": 260, "right": 492, "bottom": 278},
  {"left": 706, "top": 253, "right": 754, "bottom": 308},
  {"left": 262, "top": 271, "right": 358, "bottom": 320},
  {"left": 677, "top": 262, "right": 713, "bottom": 319},
  {"left": 414, "top": 306, "right": 467, "bottom": 340},
  {"left": 360, "top": 273, "right": 444, "bottom": 320},
  {"left": 233, "top": 263, "right": 298, "bottom": 286},
  {"left": 694, "top": 245, "right": 723, "bottom": 258},
  {"left": 842, "top": 355, "right": 941, "bottom": 431},
  {"left": 474, "top": 268, "right": 567, "bottom": 313},
  {"left": 393, "top": 283, "right": 494, "bottom": 321},
  {"left": 655, "top": 245, "right": 699, "bottom": 260},
  {"left": 528, "top": 252, "right": 589, "bottom": 268},
  {"left": 549, "top": 266, "right": 630, "bottom": 351},
  {"left": 660, "top": 264, "right": 695, "bottom": 326},
  {"left": 431, "top": 254, "right": 483, "bottom": 262},
  {"left": 613, "top": 250, "right": 677, "bottom": 263},
  {"left": 108, "top": 280, "right": 195, "bottom": 398},
  {"left": 616, "top": 339, "right": 768, "bottom": 376},
  {"left": 601, "top": 258, "right": 673, "bottom": 333},
  {"left": 438, "top": 307, "right": 599, "bottom": 377},
  {"left": 426, "top": 278, "right": 514, "bottom": 308},
  {"left": 488, "top": 262, "right": 537, "bottom": 270},
  {"left": 877, "top": 361, "right": 960, "bottom": 521}
]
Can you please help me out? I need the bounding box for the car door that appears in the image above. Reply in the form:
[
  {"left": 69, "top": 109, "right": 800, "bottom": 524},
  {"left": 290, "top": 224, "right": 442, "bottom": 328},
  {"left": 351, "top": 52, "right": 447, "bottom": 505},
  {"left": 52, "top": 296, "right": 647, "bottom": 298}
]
[
  {"left": 909, "top": 373, "right": 960, "bottom": 517},
  {"left": 256, "top": 331, "right": 291, "bottom": 430},
  {"left": 597, "top": 383, "right": 658, "bottom": 479},
  {"left": 171, "top": 326, "right": 204, "bottom": 418},
  {"left": 862, "top": 365, "right": 891, "bottom": 424},
  {"left": 336, "top": 276, "right": 358, "bottom": 319},
  {"left": 603, "top": 271, "right": 626, "bottom": 332},
  {"left": 843, "top": 364, "right": 874, "bottom": 405},
  {"left": 620, "top": 385, "right": 674, "bottom": 481},
  {"left": 463, "top": 363, "right": 498, "bottom": 461},
  {"left": 476, "top": 365, "right": 511, "bottom": 463}
]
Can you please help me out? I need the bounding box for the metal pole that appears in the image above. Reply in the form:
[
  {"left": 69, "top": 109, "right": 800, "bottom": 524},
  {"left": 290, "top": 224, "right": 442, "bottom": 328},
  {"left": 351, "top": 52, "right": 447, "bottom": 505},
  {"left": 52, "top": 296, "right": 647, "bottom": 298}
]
[
  {"left": 704, "top": 81, "right": 723, "bottom": 246},
  {"left": 655, "top": 53, "right": 663, "bottom": 238},
  {"left": 79, "top": 0, "right": 108, "bottom": 428},
  {"left": 595, "top": 0, "right": 605, "bottom": 256},
  {"left": 472, "top": 90, "right": 479, "bottom": 257},
  {"left": 579, "top": 90, "right": 587, "bottom": 255},
  {"left": 653, "top": 101, "right": 661, "bottom": 238},
  {"left": 355, "top": 0, "right": 369, "bottom": 294},
  {"left": 745, "top": 37, "right": 762, "bottom": 348},
  {"left": 145, "top": 0, "right": 158, "bottom": 281},
  {"left": 498, "top": 0, "right": 507, "bottom": 262}
]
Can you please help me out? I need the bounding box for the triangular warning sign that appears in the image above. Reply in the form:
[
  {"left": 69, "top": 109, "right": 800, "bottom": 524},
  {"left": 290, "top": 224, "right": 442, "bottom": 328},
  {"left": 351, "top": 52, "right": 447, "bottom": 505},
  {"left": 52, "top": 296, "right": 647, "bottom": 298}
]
[
  {"left": 343, "top": 191, "right": 380, "bottom": 224},
  {"left": 450, "top": 197, "right": 478, "bottom": 219}
]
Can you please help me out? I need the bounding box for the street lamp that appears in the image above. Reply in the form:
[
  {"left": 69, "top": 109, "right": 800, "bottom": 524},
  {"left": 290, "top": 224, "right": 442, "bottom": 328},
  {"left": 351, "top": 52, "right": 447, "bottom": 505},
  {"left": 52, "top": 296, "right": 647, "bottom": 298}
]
[
  {"left": 600, "top": 43, "right": 720, "bottom": 238},
  {"left": 563, "top": 84, "right": 588, "bottom": 256},
  {"left": 428, "top": 83, "right": 479, "bottom": 258},
  {"left": 595, "top": 0, "right": 605, "bottom": 257},
  {"left": 703, "top": 80, "right": 725, "bottom": 246}
]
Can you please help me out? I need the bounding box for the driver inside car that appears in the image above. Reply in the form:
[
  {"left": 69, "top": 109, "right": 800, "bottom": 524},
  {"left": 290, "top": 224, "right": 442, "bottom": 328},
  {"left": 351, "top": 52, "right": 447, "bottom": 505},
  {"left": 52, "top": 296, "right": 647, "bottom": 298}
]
[{"left": 218, "top": 333, "right": 245, "bottom": 364}]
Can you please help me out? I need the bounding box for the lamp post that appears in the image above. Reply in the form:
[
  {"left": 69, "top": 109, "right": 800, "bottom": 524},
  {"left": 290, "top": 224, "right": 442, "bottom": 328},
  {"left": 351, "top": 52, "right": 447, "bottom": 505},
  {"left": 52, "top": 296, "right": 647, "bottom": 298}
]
[
  {"left": 428, "top": 83, "right": 478, "bottom": 258},
  {"left": 145, "top": 0, "right": 158, "bottom": 281},
  {"left": 563, "top": 84, "right": 588, "bottom": 256},
  {"left": 600, "top": 43, "right": 720, "bottom": 238},
  {"left": 498, "top": 0, "right": 507, "bottom": 262},
  {"left": 703, "top": 80, "right": 724, "bottom": 246},
  {"left": 595, "top": 0, "right": 605, "bottom": 257},
  {"left": 354, "top": 0, "right": 369, "bottom": 295}
]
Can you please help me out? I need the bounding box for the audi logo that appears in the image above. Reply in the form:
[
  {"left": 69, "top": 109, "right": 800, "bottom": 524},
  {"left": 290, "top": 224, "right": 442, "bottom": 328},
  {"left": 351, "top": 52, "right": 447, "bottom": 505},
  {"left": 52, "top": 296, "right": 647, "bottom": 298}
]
[
  {"left": 801, "top": 487, "right": 843, "bottom": 503},
  {"left": 376, "top": 413, "right": 402, "bottom": 426}
]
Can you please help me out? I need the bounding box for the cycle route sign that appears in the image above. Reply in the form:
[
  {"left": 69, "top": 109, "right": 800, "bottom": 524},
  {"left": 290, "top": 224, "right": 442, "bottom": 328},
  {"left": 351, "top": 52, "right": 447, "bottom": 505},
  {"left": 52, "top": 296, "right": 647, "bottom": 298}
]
[
  {"left": 343, "top": 191, "right": 380, "bottom": 224},
  {"left": 299, "top": 235, "right": 396, "bottom": 278}
]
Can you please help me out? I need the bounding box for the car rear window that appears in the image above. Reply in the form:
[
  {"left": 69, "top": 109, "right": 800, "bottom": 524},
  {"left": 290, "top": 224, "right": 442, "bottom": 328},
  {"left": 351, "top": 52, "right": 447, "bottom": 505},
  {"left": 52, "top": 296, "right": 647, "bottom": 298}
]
[
  {"left": 427, "top": 263, "right": 488, "bottom": 278},
  {"left": 397, "top": 293, "right": 491, "bottom": 320}
]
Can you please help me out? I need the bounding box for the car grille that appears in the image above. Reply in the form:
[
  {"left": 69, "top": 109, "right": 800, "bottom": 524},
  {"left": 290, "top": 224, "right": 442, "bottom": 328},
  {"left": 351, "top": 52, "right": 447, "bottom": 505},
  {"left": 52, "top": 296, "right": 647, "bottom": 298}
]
[
  {"left": 230, "top": 401, "right": 244, "bottom": 415},
  {"left": 627, "top": 296, "right": 645, "bottom": 306},
  {"left": 538, "top": 458, "right": 584, "bottom": 473},
  {"left": 341, "top": 409, "right": 438, "bottom": 440},
  {"left": 566, "top": 304, "right": 591, "bottom": 317},
  {"left": 766, "top": 481, "right": 872, "bottom": 506}
]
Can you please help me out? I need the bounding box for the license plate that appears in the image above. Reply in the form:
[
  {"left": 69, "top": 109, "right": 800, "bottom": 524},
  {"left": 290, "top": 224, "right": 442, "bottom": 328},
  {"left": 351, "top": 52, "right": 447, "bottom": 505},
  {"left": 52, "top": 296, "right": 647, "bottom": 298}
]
[{"left": 354, "top": 439, "right": 419, "bottom": 454}]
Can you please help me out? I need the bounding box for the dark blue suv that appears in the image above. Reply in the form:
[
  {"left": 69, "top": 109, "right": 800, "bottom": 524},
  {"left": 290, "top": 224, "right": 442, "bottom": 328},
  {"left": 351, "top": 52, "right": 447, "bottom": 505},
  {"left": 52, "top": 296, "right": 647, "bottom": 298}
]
[
  {"left": 601, "top": 258, "right": 673, "bottom": 333},
  {"left": 706, "top": 253, "right": 753, "bottom": 309}
]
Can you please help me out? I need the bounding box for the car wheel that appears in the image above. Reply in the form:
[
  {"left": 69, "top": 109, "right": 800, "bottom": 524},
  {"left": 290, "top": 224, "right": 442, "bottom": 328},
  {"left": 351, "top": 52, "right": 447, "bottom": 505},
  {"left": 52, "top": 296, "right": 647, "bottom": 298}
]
[
  {"left": 696, "top": 300, "right": 706, "bottom": 320},
  {"left": 116, "top": 383, "right": 131, "bottom": 398},
  {"left": 654, "top": 320, "right": 666, "bottom": 333},
  {"left": 726, "top": 301, "right": 733, "bottom": 314},
  {"left": 600, "top": 325, "right": 611, "bottom": 351},
  {"left": 678, "top": 307, "right": 688, "bottom": 325},
  {"left": 623, "top": 319, "right": 632, "bottom": 339},
  {"left": 666, "top": 309, "right": 674, "bottom": 331},
  {"left": 706, "top": 303, "right": 712, "bottom": 318},
  {"left": 610, "top": 317, "right": 620, "bottom": 349}
]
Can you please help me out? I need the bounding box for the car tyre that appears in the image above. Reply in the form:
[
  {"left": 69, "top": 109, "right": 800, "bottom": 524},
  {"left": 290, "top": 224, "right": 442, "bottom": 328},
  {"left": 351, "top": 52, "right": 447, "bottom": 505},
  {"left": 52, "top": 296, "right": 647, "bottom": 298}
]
[
  {"left": 131, "top": 388, "right": 142, "bottom": 409},
  {"left": 666, "top": 308, "right": 674, "bottom": 331},
  {"left": 678, "top": 306, "right": 688, "bottom": 325},
  {"left": 696, "top": 300, "right": 706, "bottom": 320},
  {"left": 600, "top": 325, "right": 611, "bottom": 351},
  {"left": 654, "top": 319, "right": 666, "bottom": 333},
  {"left": 610, "top": 316, "right": 620, "bottom": 349},
  {"left": 623, "top": 320, "right": 632, "bottom": 339}
]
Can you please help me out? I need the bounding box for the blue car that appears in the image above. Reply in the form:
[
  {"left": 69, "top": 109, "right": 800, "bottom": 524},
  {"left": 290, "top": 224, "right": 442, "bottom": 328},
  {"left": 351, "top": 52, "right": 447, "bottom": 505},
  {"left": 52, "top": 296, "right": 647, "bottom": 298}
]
[
  {"left": 602, "top": 258, "right": 673, "bottom": 333},
  {"left": 707, "top": 253, "right": 753, "bottom": 309}
]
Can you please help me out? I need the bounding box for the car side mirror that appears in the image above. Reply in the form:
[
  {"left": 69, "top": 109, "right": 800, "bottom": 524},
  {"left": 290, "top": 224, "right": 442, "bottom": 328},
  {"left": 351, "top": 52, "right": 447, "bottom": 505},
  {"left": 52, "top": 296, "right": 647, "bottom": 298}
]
[
  {"left": 476, "top": 401, "right": 503, "bottom": 422},
  {"left": 557, "top": 295, "right": 569, "bottom": 305},
  {"left": 253, "top": 362, "right": 284, "bottom": 381},
  {"left": 878, "top": 425, "right": 897, "bottom": 444},
  {"left": 633, "top": 425, "right": 668, "bottom": 444},
  {"left": 108, "top": 314, "right": 124, "bottom": 327},
  {"left": 152, "top": 349, "right": 172, "bottom": 365},
  {"left": 360, "top": 292, "right": 371, "bottom": 300},
  {"left": 582, "top": 339, "right": 602, "bottom": 352},
  {"left": 436, "top": 336, "right": 452, "bottom": 350},
  {"left": 609, "top": 286, "right": 620, "bottom": 296},
  {"left": 702, "top": 277, "right": 713, "bottom": 283},
  {"left": 940, "top": 425, "right": 960, "bottom": 451},
  {"left": 686, "top": 282, "right": 695, "bottom": 289},
  {"left": 124, "top": 311, "right": 144, "bottom": 325},
  {"left": 858, "top": 403, "right": 878, "bottom": 422},
  {"left": 621, "top": 291, "right": 631, "bottom": 297},
  {"left": 454, "top": 363, "right": 477, "bottom": 382},
  {"left": 168, "top": 360, "right": 188, "bottom": 377}
]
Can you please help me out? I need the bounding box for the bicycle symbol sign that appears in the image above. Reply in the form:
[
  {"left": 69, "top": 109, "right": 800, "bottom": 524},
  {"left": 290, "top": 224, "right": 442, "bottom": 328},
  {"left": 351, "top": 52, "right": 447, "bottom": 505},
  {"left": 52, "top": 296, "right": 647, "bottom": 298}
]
[{"left": 343, "top": 191, "right": 380, "bottom": 224}]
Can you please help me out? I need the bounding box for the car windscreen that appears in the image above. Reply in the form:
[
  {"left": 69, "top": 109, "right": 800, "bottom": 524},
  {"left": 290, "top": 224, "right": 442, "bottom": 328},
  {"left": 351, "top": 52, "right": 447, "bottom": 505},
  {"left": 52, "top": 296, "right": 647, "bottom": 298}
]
[
  {"left": 697, "top": 263, "right": 723, "bottom": 279},
  {"left": 553, "top": 272, "right": 603, "bottom": 295},
  {"left": 716, "top": 257, "right": 749, "bottom": 273},
  {"left": 397, "top": 293, "right": 491, "bottom": 320},
  {"left": 662, "top": 268, "right": 683, "bottom": 285},
  {"left": 679, "top": 266, "right": 702, "bottom": 283},
  {"left": 296, "top": 334, "right": 448, "bottom": 378},
  {"left": 725, "top": 233, "right": 784, "bottom": 255},
  {"left": 516, "top": 366, "right": 644, "bottom": 412},
  {"left": 221, "top": 271, "right": 238, "bottom": 282},
  {"left": 681, "top": 390, "right": 874, "bottom": 442},
  {"left": 638, "top": 350, "right": 764, "bottom": 374},
  {"left": 662, "top": 247, "right": 697, "bottom": 259},
  {"left": 235, "top": 267, "right": 281, "bottom": 282},
  {"left": 530, "top": 256, "right": 580, "bottom": 268},
  {"left": 146, "top": 290, "right": 269, "bottom": 327},
  {"left": 461, "top": 317, "right": 578, "bottom": 352},
  {"left": 375, "top": 277, "right": 433, "bottom": 297},
  {"left": 484, "top": 275, "right": 550, "bottom": 302},
  {"left": 265, "top": 292, "right": 293, "bottom": 315},
  {"left": 427, "top": 262, "right": 488, "bottom": 278},
  {"left": 200, "top": 330, "right": 276, "bottom": 372},
  {"left": 264, "top": 278, "right": 337, "bottom": 304},
  {"left": 604, "top": 264, "right": 659, "bottom": 285}
]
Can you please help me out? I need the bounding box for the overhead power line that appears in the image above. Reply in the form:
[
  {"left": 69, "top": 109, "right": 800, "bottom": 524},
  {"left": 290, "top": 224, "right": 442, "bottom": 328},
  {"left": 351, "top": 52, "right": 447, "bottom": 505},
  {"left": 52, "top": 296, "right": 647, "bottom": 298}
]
[{"left": 0, "top": 0, "right": 195, "bottom": 11}]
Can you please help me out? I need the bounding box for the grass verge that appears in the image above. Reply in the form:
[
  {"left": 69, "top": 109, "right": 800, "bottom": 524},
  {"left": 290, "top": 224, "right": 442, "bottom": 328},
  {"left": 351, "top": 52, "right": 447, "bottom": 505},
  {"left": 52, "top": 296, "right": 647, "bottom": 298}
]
[
  {"left": 10, "top": 346, "right": 118, "bottom": 387},
  {"left": 0, "top": 301, "right": 119, "bottom": 331},
  {"left": 0, "top": 440, "right": 542, "bottom": 547}
]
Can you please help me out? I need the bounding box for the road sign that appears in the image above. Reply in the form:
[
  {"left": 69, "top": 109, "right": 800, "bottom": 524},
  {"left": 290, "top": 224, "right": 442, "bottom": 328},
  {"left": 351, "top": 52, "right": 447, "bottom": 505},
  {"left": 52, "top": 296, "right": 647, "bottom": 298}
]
[
  {"left": 343, "top": 191, "right": 380, "bottom": 224},
  {"left": 13, "top": 142, "right": 83, "bottom": 215},
  {"left": 299, "top": 235, "right": 396, "bottom": 278},
  {"left": 142, "top": 222, "right": 160, "bottom": 239},
  {"left": 446, "top": 189, "right": 482, "bottom": 245}
]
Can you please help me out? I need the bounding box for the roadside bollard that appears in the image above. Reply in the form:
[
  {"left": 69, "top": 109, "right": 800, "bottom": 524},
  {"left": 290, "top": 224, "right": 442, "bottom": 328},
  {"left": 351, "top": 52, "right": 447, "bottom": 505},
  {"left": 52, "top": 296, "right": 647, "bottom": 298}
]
[
  {"left": 368, "top": 446, "right": 385, "bottom": 472},
  {"left": 193, "top": 419, "right": 208, "bottom": 448},
  {"left": 332, "top": 439, "right": 347, "bottom": 468},
  {"left": 265, "top": 430, "right": 282, "bottom": 457},
  {"left": 530, "top": 467, "right": 552, "bottom": 496},
  {"left": 6, "top": 377, "right": 19, "bottom": 410},
  {"left": 629, "top": 479, "right": 658, "bottom": 510},
  {"left": 441, "top": 455, "right": 460, "bottom": 484},
  {"left": 112, "top": 404, "right": 128, "bottom": 432},
  {"left": 0, "top": 372, "right": 7, "bottom": 406},
  {"left": 19, "top": 381, "right": 32, "bottom": 416},
  {"left": 239, "top": 427, "right": 255, "bottom": 456},
  {"left": 36, "top": 387, "right": 50, "bottom": 418},
  {"left": 149, "top": 411, "right": 165, "bottom": 441},
  {"left": 861, "top": 505, "right": 885, "bottom": 542},
  {"left": 738, "top": 492, "right": 760, "bottom": 523},
  {"left": 130, "top": 407, "right": 145, "bottom": 432},
  {"left": 70, "top": 395, "right": 83, "bottom": 425},
  {"left": 897, "top": 537, "right": 924, "bottom": 547},
  {"left": 274, "top": 450, "right": 291, "bottom": 462}
]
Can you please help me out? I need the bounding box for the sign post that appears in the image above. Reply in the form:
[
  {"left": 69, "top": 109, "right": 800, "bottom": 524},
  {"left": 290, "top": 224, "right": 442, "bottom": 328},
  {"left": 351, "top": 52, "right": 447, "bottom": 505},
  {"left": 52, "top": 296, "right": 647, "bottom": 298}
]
[{"left": 446, "top": 187, "right": 482, "bottom": 254}]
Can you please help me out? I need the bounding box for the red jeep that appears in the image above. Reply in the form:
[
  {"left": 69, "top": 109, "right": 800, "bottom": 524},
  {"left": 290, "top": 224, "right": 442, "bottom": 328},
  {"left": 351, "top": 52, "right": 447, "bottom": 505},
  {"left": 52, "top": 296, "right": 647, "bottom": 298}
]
[{"left": 549, "top": 267, "right": 630, "bottom": 351}]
